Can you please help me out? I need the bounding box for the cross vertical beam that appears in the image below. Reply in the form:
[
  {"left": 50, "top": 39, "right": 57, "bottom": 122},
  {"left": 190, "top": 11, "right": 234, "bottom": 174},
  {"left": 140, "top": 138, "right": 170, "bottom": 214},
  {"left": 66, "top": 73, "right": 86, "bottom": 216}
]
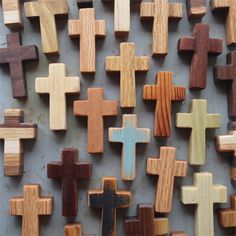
[
  {"left": 35, "top": 63, "right": 80, "bottom": 130},
  {"left": 147, "top": 147, "right": 187, "bottom": 213},
  {"left": 109, "top": 114, "right": 150, "bottom": 180},
  {"left": 68, "top": 8, "right": 106, "bottom": 73},
  {"left": 140, "top": 0, "right": 183, "bottom": 55},
  {"left": 176, "top": 99, "right": 221, "bottom": 165},
  {"left": 143, "top": 71, "right": 186, "bottom": 137},
  {"left": 178, "top": 23, "right": 222, "bottom": 89},
  {"left": 181, "top": 172, "right": 227, "bottom": 236},
  {"left": 88, "top": 177, "right": 131, "bottom": 236},
  {"left": 74, "top": 88, "right": 117, "bottom": 153},
  {"left": 106, "top": 42, "right": 149, "bottom": 108},
  {"left": 10, "top": 184, "right": 53, "bottom": 236}
]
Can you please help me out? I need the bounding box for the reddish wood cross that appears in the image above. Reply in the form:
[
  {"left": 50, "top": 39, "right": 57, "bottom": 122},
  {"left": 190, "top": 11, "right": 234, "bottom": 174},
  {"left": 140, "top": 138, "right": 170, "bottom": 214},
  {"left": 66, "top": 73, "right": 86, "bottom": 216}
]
[
  {"left": 74, "top": 88, "right": 117, "bottom": 153},
  {"left": 147, "top": 147, "right": 187, "bottom": 213},
  {"left": 0, "top": 33, "right": 38, "bottom": 98},
  {"left": 47, "top": 148, "right": 92, "bottom": 216},
  {"left": 143, "top": 71, "right": 185, "bottom": 137},
  {"left": 178, "top": 23, "right": 222, "bottom": 89},
  {"left": 215, "top": 52, "right": 236, "bottom": 118}
]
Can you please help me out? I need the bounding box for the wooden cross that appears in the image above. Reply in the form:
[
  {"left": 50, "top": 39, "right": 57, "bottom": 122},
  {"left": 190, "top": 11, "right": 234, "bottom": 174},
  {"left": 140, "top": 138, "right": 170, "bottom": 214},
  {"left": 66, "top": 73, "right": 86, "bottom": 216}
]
[
  {"left": 106, "top": 42, "right": 149, "bottom": 108},
  {"left": 74, "top": 88, "right": 117, "bottom": 153},
  {"left": 143, "top": 71, "right": 186, "bottom": 137},
  {"left": 186, "top": 0, "right": 206, "bottom": 18},
  {"left": 24, "top": 0, "right": 68, "bottom": 55},
  {"left": 147, "top": 146, "right": 187, "bottom": 213},
  {"left": 89, "top": 177, "right": 131, "bottom": 236},
  {"left": 171, "top": 232, "right": 187, "bottom": 236},
  {"left": 181, "top": 172, "right": 227, "bottom": 236},
  {"left": 35, "top": 63, "right": 80, "bottom": 130},
  {"left": 218, "top": 195, "right": 236, "bottom": 228},
  {"left": 10, "top": 184, "right": 53, "bottom": 236},
  {"left": 77, "top": 0, "right": 93, "bottom": 8},
  {"left": 216, "top": 121, "right": 236, "bottom": 182},
  {"left": 48, "top": 148, "right": 92, "bottom": 216},
  {"left": 124, "top": 203, "right": 169, "bottom": 236},
  {"left": 211, "top": 0, "right": 236, "bottom": 45},
  {"left": 109, "top": 114, "right": 150, "bottom": 181},
  {"left": 68, "top": 8, "right": 106, "bottom": 73},
  {"left": 178, "top": 23, "right": 222, "bottom": 89},
  {"left": 140, "top": 0, "right": 183, "bottom": 55},
  {"left": 214, "top": 52, "right": 236, "bottom": 117},
  {"left": 176, "top": 99, "right": 221, "bottom": 165},
  {"left": 2, "top": 0, "right": 23, "bottom": 28},
  {"left": 0, "top": 33, "right": 38, "bottom": 98},
  {"left": 0, "top": 109, "right": 37, "bottom": 176}
]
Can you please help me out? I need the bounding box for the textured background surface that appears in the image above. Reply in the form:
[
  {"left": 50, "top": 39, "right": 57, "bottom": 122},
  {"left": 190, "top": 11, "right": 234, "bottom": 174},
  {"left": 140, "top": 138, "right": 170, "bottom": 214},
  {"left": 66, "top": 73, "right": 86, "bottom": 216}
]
[{"left": 0, "top": 0, "right": 235, "bottom": 235}]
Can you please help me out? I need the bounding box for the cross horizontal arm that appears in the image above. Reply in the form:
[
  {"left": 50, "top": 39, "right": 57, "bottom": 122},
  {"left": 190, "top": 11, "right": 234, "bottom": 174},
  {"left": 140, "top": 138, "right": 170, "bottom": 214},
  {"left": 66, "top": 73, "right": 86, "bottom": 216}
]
[
  {"left": 134, "top": 57, "right": 149, "bottom": 71},
  {"left": 176, "top": 113, "right": 193, "bottom": 128},
  {"left": 140, "top": 2, "right": 155, "bottom": 19},
  {"left": 47, "top": 163, "right": 63, "bottom": 178},
  {"left": 181, "top": 186, "right": 198, "bottom": 204},
  {"left": 175, "top": 161, "right": 187, "bottom": 176},
  {"left": 209, "top": 39, "right": 223, "bottom": 54},
  {"left": 64, "top": 77, "right": 80, "bottom": 93},
  {"left": 95, "top": 20, "right": 106, "bottom": 36},
  {"left": 147, "top": 158, "right": 160, "bottom": 175},
  {"left": 215, "top": 65, "right": 234, "bottom": 81},
  {"left": 88, "top": 191, "right": 104, "bottom": 208},
  {"left": 10, "top": 198, "right": 24, "bottom": 215},
  {"left": 76, "top": 162, "right": 92, "bottom": 178},
  {"left": 106, "top": 57, "right": 121, "bottom": 71},
  {"left": 171, "top": 86, "right": 186, "bottom": 101},
  {"left": 169, "top": 3, "right": 183, "bottom": 19},
  {"left": 35, "top": 78, "right": 50, "bottom": 93},
  {"left": 205, "top": 114, "right": 221, "bottom": 128},
  {"left": 115, "top": 191, "right": 131, "bottom": 208},
  {"left": 109, "top": 128, "right": 124, "bottom": 143},
  {"left": 216, "top": 133, "right": 236, "bottom": 153},
  {"left": 212, "top": 185, "right": 227, "bottom": 203},
  {"left": 178, "top": 37, "right": 194, "bottom": 52},
  {"left": 37, "top": 198, "right": 53, "bottom": 215},
  {"left": 102, "top": 101, "right": 117, "bottom": 116},
  {"left": 143, "top": 85, "right": 159, "bottom": 100},
  {"left": 73, "top": 101, "right": 88, "bottom": 116},
  {"left": 68, "top": 20, "right": 81, "bottom": 37}
]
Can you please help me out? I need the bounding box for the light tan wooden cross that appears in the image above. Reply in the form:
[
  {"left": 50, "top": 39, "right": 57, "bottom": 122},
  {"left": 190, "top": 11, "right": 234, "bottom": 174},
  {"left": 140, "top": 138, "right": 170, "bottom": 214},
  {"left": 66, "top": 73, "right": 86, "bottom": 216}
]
[
  {"left": 35, "top": 63, "right": 80, "bottom": 130},
  {"left": 10, "top": 184, "right": 53, "bottom": 236},
  {"left": 106, "top": 42, "right": 149, "bottom": 108},
  {"left": 140, "top": 0, "right": 182, "bottom": 55}
]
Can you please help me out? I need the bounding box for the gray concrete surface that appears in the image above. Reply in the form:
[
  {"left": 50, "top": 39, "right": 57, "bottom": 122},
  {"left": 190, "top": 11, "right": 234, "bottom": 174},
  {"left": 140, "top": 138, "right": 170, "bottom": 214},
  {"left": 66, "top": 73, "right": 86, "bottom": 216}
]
[{"left": 0, "top": 0, "right": 235, "bottom": 235}]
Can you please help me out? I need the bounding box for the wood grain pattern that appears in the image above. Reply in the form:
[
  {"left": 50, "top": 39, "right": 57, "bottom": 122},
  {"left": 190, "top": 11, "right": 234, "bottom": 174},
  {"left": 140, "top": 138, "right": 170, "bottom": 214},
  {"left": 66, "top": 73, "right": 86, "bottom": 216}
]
[
  {"left": 124, "top": 203, "right": 169, "bottom": 236},
  {"left": 216, "top": 121, "right": 236, "bottom": 182},
  {"left": 218, "top": 195, "right": 236, "bottom": 227},
  {"left": 47, "top": 148, "right": 92, "bottom": 216},
  {"left": 109, "top": 114, "right": 150, "bottom": 181},
  {"left": 10, "top": 184, "right": 53, "bottom": 236},
  {"left": 65, "top": 224, "right": 82, "bottom": 236},
  {"left": 176, "top": 99, "right": 221, "bottom": 165},
  {"left": 214, "top": 52, "right": 236, "bottom": 117},
  {"left": 181, "top": 172, "right": 227, "bottom": 236},
  {"left": 88, "top": 177, "right": 131, "bottom": 236},
  {"left": 35, "top": 63, "right": 80, "bottom": 130},
  {"left": 186, "top": 0, "right": 206, "bottom": 18},
  {"left": 0, "top": 109, "right": 37, "bottom": 176},
  {"left": 74, "top": 88, "right": 117, "bottom": 153},
  {"left": 106, "top": 42, "right": 149, "bottom": 108},
  {"left": 0, "top": 33, "right": 38, "bottom": 98},
  {"left": 140, "top": 0, "right": 182, "bottom": 55},
  {"left": 147, "top": 146, "right": 187, "bottom": 213},
  {"left": 2, "top": 0, "right": 23, "bottom": 28},
  {"left": 68, "top": 8, "right": 106, "bottom": 73},
  {"left": 178, "top": 23, "right": 222, "bottom": 89},
  {"left": 77, "top": 0, "right": 93, "bottom": 8},
  {"left": 211, "top": 0, "right": 236, "bottom": 45},
  {"left": 143, "top": 71, "right": 186, "bottom": 137},
  {"left": 24, "top": 0, "right": 68, "bottom": 55},
  {"left": 171, "top": 232, "right": 187, "bottom": 236}
]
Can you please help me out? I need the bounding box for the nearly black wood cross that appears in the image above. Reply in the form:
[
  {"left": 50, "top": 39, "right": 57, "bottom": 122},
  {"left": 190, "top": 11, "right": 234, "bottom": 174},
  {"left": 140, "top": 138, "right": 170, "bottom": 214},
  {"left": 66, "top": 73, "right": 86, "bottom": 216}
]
[
  {"left": 0, "top": 33, "right": 38, "bottom": 98},
  {"left": 89, "top": 177, "right": 131, "bottom": 236},
  {"left": 47, "top": 148, "right": 92, "bottom": 216},
  {"left": 215, "top": 52, "right": 236, "bottom": 118}
]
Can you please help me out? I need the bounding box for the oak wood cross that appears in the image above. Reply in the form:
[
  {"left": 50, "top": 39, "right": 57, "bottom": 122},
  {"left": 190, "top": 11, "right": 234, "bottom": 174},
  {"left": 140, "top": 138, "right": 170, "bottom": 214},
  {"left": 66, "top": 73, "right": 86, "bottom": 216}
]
[{"left": 47, "top": 148, "right": 92, "bottom": 216}]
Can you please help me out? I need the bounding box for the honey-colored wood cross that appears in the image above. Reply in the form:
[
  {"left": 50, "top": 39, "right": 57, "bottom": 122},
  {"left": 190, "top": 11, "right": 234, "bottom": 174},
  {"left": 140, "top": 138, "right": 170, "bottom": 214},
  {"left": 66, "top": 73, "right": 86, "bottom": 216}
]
[
  {"left": 143, "top": 71, "right": 186, "bottom": 137},
  {"left": 181, "top": 172, "right": 227, "bottom": 236},
  {"left": 2, "top": 0, "right": 23, "bottom": 28},
  {"left": 0, "top": 109, "right": 37, "bottom": 176},
  {"left": 10, "top": 184, "right": 53, "bottom": 236},
  {"left": 24, "top": 0, "right": 68, "bottom": 55},
  {"left": 106, "top": 42, "right": 149, "bottom": 108},
  {"left": 216, "top": 121, "right": 236, "bottom": 182},
  {"left": 68, "top": 8, "right": 106, "bottom": 73},
  {"left": 147, "top": 146, "right": 187, "bottom": 213},
  {"left": 35, "top": 63, "right": 80, "bottom": 130},
  {"left": 176, "top": 99, "right": 221, "bottom": 165},
  {"left": 140, "top": 0, "right": 182, "bottom": 55}
]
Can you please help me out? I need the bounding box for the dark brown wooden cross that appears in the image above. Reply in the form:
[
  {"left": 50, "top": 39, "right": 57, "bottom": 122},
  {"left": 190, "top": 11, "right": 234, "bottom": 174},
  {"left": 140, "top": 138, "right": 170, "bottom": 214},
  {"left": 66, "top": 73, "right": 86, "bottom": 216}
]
[
  {"left": 178, "top": 23, "right": 222, "bottom": 89},
  {"left": 89, "top": 177, "right": 131, "bottom": 236},
  {"left": 47, "top": 148, "right": 92, "bottom": 216},
  {"left": 74, "top": 88, "right": 117, "bottom": 153},
  {"left": 0, "top": 33, "right": 38, "bottom": 98},
  {"left": 214, "top": 52, "right": 236, "bottom": 118}
]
